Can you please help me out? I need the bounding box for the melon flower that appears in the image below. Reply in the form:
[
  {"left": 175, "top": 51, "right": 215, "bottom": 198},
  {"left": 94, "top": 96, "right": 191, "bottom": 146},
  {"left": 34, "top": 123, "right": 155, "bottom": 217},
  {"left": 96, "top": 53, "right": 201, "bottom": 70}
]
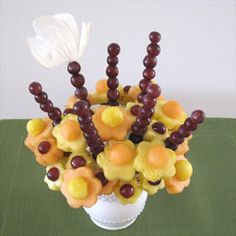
[
  {"left": 25, "top": 118, "right": 53, "bottom": 152},
  {"left": 27, "top": 13, "right": 90, "bottom": 68},
  {"left": 52, "top": 114, "right": 86, "bottom": 153},
  {"left": 114, "top": 179, "right": 142, "bottom": 204},
  {"left": 34, "top": 138, "right": 64, "bottom": 166},
  {"left": 97, "top": 140, "right": 136, "bottom": 181},
  {"left": 165, "top": 156, "right": 192, "bottom": 194},
  {"left": 138, "top": 174, "right": 165, "bottom": 195},
  {"left": 134, "top": 140, "right": 176, "bottom": 182},
  {"left": 60, "top": 167, "right": 102, "bottom": 208},
  {"left": 92, "top": 105, "right": 133, "bottom": 141},
  {"left": 153, "top": 100, "right": 187, "bottom": 130}
]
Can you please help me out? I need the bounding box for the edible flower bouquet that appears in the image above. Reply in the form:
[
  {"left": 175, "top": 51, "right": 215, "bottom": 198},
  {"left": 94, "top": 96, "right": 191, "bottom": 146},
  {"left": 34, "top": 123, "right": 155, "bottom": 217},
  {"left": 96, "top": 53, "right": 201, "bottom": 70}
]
[{"left": 24, "top": 14, "right": 205, "bottom": 229}]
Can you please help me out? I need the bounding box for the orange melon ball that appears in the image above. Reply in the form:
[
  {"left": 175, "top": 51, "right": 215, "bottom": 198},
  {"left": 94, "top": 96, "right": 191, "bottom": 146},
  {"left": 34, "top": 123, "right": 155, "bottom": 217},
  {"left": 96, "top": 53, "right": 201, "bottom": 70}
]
[
  {"left": 61, "top": 120, "right": 81, "bottom": 141},
  {"left": 109, "top": 143, "right": 133, "bottom": 166},
  {"left": 96, "top": 79, "right": 108, "bottom": 94},
  {"left": 148, "top": 145, "right": 169, "bottom": 168},
  {"left": 162, "top": 100, "right": 183, "bottom": 119}
]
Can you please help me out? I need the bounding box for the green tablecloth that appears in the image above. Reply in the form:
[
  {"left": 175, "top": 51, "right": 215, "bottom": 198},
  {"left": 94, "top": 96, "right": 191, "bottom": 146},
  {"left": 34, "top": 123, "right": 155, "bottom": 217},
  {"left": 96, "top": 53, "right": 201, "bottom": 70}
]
[{"left": 0, "top": 118, "right": 235, "bottom": 236}]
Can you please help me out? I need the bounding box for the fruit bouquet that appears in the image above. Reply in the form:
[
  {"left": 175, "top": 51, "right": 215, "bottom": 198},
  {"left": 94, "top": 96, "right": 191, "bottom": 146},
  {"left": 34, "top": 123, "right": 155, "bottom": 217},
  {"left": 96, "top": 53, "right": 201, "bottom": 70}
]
[{"left": 24, "top": 14, "right": 205, "bottom": 229}]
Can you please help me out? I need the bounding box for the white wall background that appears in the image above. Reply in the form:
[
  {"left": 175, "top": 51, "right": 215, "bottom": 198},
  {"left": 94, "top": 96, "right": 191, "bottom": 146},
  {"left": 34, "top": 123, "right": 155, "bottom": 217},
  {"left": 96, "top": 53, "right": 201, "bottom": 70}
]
[{"left": 0, "top": 0, "right": 235, "bottom": 119}]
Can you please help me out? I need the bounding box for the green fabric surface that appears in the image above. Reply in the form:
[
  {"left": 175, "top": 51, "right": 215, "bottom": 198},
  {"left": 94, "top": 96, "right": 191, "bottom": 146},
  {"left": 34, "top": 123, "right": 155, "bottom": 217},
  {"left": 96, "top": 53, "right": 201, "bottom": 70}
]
[{"left": 0, "top": 118, "right": 235, "bottom": 236}]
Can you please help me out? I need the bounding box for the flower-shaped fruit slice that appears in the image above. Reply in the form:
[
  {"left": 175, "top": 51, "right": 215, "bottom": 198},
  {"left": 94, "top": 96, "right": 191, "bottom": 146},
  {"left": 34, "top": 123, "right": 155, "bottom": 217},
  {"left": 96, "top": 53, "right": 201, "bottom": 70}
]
[
  {"left": 139, "top": 174, "right": 165, "bottom": 195},
  {"left": 24, "top": 118, "right": 53, "bottom": 152},
  {"left": 34, "top": 138, "right": 64, "bottom": 166},
  {"left": 52, "top": 114, "right": 86, "bottom": 152},
  {"left": 165, "top": 156, "right": 192, "bottom": 194},
  {"left": 134, "top": 140, "right": 176, "bottom": 181},
  {"left": 93, "top": 106, "right": 133, "bottom": 141},
  {"left": 114, "top": 179, "right": 142, "bottom": 204},
  {"left": 153, "top": 100, "right": 187, "bottom": 130},
  {"left": 65, "top": 151, "right": 95, "bottom": 169},
  {"left": 60, "top": 167, "right": 102, "bottom": 208},
  {"left": 44, "top": 163, "right": 64, "bottom": 191},
  {"left": 97, "top": 140, "right": 136, "bottom": 181}
]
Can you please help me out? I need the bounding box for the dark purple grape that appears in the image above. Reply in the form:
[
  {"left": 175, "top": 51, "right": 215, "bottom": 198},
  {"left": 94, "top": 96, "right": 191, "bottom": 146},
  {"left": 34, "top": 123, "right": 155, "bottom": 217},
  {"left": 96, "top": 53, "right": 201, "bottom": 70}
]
[
  {"left": 147, "top": 44, "right": 161, "bottom": 57},
  {"left": 71, "top": 156, "right": 86, "bottom": 169},
  {"left": 139, "top": 107, "right": 154, "bottom": 119},
  {"left": 92, "top": 144, "right": 105, "bottom": 156},
  {"left": 143, "top": 55, "right": 157, "bottom": 68},
  {"left": 146, "top": 83, "right": 161, "bottom": 98},
  {"left": 53, "top": 119, "right": 61, "bottom": 126},
  {"left": 136, "top": 117, "right": 151, "bottom": 127},
  {"left": 143, "top": 68, "right": 156, "bottom": 80},
  {"left": 63, "top": 108, "right": 74, "bottom": 116},
  {"left": 130, "top": 105, "right": 141, "bottom": 116},
  {"left": 191, "top": 110, "right": 205, "bottom": 124},
  {"left": 184, "top": 118, "right": 198, "bottom": 131},
  {"left": 64, "top": 152, "right": 71, "bottom": 157},
  {"left": 70, "top": 74, "right": 85, "bottom": 88},
  {"left": 132, "top": 125, "right": 147, "bottom": 136},
  {"left": 164, "top": 138, "right": 177, "bottom": 151},
  {"left": 48, "top": 107, "right": 62, "bottom": 120},
  {"left": 38, "top": 141, "right": 51, "bottom": 154},
  {"left": 143, "top": 95, "right": 157, "bottom": 109},
  {"left": 40, "top": 100, "right": 53, "bottom": 112},
  {"left": 107, "top": 89, "right": 120, "bottom": 102},
  {"left": 139, "top": 79, "right": 150, "bottom": 91},
  {"left": 106, "top": 66, "right": 119, "bottom": 78},
  {"left": 129, "top": 133, "right": 143, "bottom": 144},
  {"left": 170, "top": 131, "right": 184, "bottom": 145},
  {"left": 137, "top": 92, "right": 145, "bottom": 103},
  {"left": 148, "top": 179, "right": 161, "bottom": 186},
  {"left": 152, "top": 122, "right": 166, "bottom": 134},
  {"left": 78, "top": 115, "right": 92, "bottom": 124},
  {"left": 34, "top": 92, "right": 48, "bottom": 103},
  {"left": 29, "top": 82, "right": 42, "bottom": 95},
  {"left": 73, "top": 101, "right": 90, "bottom": 117},
  {"left": 75, "top": 87, "right": 88, "bottom": 100},
  {"left": 108, "top": 43, "right": 120, "bottom": 56},
  {"left": 67, "top": 61, "right": 81, "bottom": 75},
  {"left": 95, "top": 172, "right": 108, "bottom": 186},
  {"left": 47, "top": 167, "right": 59, "bottom": 181},
  {"left": 80, "top": 122, "right": 94, "bottom": 132},
  {"left": 178, "top": 124, "right": 190, "bottom": 138},
  {"left": 107, "top": 56, "right": 118, "bottom": 66},
  {"left": 123, "top": 85, "right": 131, "bottom": 93},
  {"left": 107, "top": 78, "right": 119, "bottom": 89},
  {"left": 149, "top": 31, "right": 161, "bottom": 43},
  {"left": 120, "top": 184, "right": 134, "bottom": 198}
]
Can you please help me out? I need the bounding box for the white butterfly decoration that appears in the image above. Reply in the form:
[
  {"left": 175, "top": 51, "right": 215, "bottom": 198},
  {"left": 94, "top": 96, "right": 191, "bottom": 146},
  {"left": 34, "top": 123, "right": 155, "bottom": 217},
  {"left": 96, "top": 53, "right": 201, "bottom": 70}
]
[{"left": 27, "top": 13, "right": 90, "bottom": 68}]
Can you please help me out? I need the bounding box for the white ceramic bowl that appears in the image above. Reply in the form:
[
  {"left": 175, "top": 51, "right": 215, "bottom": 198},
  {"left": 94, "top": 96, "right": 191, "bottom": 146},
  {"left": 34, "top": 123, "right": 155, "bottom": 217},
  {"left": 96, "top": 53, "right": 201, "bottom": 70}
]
[{"left": 83, "top": 191, "right": 148, "bottom": 230}]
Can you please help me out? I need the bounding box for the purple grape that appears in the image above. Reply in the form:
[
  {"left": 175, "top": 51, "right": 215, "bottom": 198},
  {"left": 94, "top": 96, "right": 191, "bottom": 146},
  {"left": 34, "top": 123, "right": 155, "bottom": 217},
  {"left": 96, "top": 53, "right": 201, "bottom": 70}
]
[
  {"left": 70, "top": 74, "right": 85, "bottom": 88},
  {"left": 107, "top": 78, "right": 119, "bottom": 89},
  {"left": 67, "top": 61, "right": 81, "bottom": 75},
  {"left": 71, "top": 156, "right": 86, "bottom": 169},
  {"left": 48, "top": 107, "right": 62, "bottom": 120},
  {"left": 149, "top": 31, "right": 161, "bottom": 43},
  {"left": 107, "top": 56, "right": 118, "bottom": 66},
  {"left": 152, "top": 122, "right": 166, "bottom": 134},
  {"left": 106, "top": 66, "right": 119, "bottom": 78},
  {"left": 108, "top": 43, "right": 120, "bottom": 56},
  {"left": 139, "top": 79, "right": 150, "bottom": 91},
  {"left": 95, "top": 172, "right": 108, "bottom": 186},
  {"left": 143, "top": 95, "right": 157, "bottom": 109},
  {"left": 123, "top": 85, "right": 131, "bottom": 93},
  {"left": 38, "top": 141, "right": 51, "bottom": 154},
  {"left": 170, "top": 131, "right": 184, "bottom": 145},
  {"left": 73, "top": 101, "right": 90, "bottom": 117},
  {"left": 130, "top": 105, "right": 141, "bottom": 116},
  {"left": 63, "top": 108, "right": 74, "bottom": 116},
  {"left": 164, "top": 138, "right": 177, "bottom": 151},
  {"left": 47, "top": 167, "right": 59, "bottom": 181},
  {"left": 178, "top": 124, "right": 191, "bottom": 138},
  {"left": 137, "top": 92, "right": 145, "bottom": 103},
  {"left": 143, "top": 68, "right": 156, "bottom": 80},
  {"left": 34, "top": 92, "right": 48, "bottom": 103},
  {"left": 143, "top": 55, "right": 157, "bottom": 68},
  {"left": 129, "top": 133, "right": 143, "bottom": 144},
  {"left": 107, "top": 89, "right": 120, "bottom": 102},
  {"left": 75, "top": 87, "right": 88, "bottom": 100},
  {"left": 40, "top": 100, "right": 53, "bottom": 112},
  {"left": 29, "top": 82, "right": 42, "bottom": 95},
  {"left": 184, "top": 118, "right": 198, "bottom": 131},
  {"left": 120, "top": 184, "right": 134, "bottom": 198},
  {"left": 147, "top": 44, "right": 161, "bottom": 57},
  {"left": 146, "top": 83, "right": 161, "bottom": 98},
  {"left": 148, "top": 179, "right": 161, "bottom": 186},
  {"left": 191, "top": 110, "right": 205, "bottom": 124}
]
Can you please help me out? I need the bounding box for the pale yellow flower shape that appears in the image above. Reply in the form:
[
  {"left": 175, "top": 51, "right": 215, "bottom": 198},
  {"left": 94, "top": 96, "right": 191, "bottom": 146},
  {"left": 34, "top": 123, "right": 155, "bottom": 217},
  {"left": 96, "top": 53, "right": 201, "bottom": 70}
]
[
  {"left": 153, "top": 100, "right": 187, "bottom": 130},
  {"left": 134, "top": 140, "right": 176, "bottom": 182},
  {"left": 97, "top": 140, "right": 136, "bottom": 181},
  {"left": 52, "top": 114, "right": 86, "bottom": 153}
]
